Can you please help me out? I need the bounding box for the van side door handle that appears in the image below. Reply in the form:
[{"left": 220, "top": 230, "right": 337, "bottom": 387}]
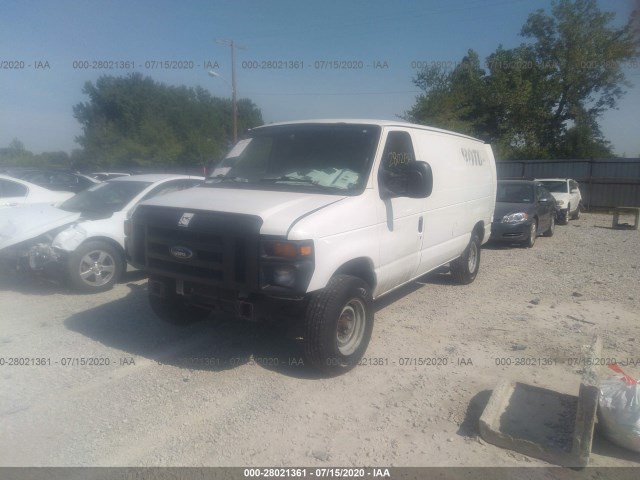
[{"left": 418, "top": 216, "right": 423, "bottom": 233}]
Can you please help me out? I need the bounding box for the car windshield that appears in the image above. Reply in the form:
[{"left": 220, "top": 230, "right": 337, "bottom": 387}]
[
  {"left": 538, "top": 181, "right": 568, "bottom": 193},
  {"left": 59, "top": 181, "right": 151, "bottom": 213},
  {"left": 203, "top": 124, "right": 381, "bottom": 195},
  {"left": 496, "top": 183, "right": 534, "bottom": 203}
]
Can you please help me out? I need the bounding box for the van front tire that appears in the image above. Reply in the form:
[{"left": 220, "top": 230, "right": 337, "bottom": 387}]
[
  {"left": 304, "top": 275, "right": 373, "bottom": 375},
  {"left": 450, "top": 233, "right": 481, "bottom": 285}
]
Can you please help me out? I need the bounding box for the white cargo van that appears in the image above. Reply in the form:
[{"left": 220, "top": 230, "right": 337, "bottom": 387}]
[{"left": 126, "top": 120, "right": 496, "bottom": 374}]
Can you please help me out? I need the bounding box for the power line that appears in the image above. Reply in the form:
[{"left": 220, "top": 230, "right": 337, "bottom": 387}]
[{"left": 242, "top": 90, "right": 421, "bottom": 96}]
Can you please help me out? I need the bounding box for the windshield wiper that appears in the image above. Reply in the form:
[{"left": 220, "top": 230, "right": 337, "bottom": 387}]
[
  {"left": 261, "top": 175, "right": 331, "bottom": 188},
  {"left": 206, "top": 175, "right": 251, "bottom": 184}
]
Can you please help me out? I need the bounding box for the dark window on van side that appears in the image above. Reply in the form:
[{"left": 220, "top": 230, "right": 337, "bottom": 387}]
[
  {"left": 378, "top": 131, "right": 417, "bottom": 197},
  {"left": 380, "top": 131, "right": 416, "bottom": 172}
]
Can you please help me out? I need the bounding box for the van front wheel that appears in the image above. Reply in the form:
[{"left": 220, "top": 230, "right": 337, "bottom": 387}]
[
  {"left": 450, "top": 233, "right": 481, "bottom": 285},
  {"left": 304, "top": 275, "right": 373, "bottom": 375}
]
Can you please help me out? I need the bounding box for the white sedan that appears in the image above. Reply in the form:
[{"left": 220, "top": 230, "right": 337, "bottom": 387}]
[
  {"left": 0, "top": 174, "right": 74, "bottom": 207},
  {"left": 0, "top": 174, "right": 203, "bottom": 292}
]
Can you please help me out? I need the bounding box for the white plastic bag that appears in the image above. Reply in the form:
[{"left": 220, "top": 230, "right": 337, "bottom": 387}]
[{"left": 598, "top": 364, "right": 640, "bottom": 452}]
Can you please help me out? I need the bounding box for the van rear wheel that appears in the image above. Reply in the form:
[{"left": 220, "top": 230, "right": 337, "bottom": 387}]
[
  {"left": 450, "top": 233, "right": 481, "bottom": 285},
  {"left": 304, "top": 275, "right": 373, "bottom": 375}
]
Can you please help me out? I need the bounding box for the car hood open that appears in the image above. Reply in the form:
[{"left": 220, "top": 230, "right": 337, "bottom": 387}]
[{"left": 0, "top": 204, "right": 81, "bottom": 250}]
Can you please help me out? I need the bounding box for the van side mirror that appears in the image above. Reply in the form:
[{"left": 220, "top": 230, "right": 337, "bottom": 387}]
[{"left": 379, "top": 161, "right": 433, "bottom": 199}]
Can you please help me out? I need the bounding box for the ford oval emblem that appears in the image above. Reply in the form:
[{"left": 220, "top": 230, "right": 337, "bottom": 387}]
[{"left": 170, "top": 245, "right": 194, "bottom": 260}]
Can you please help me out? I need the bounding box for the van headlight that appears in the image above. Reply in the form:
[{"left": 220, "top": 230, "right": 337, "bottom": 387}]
[
  {"left": 272, "top": 266, "right": 297, "bottom": 288},
  {"left": 502, "top": 212, "right": 528, "bottom": 223},
  {"left": 259, "top": 239, "right": 314, "bottom": 292},
  {"left": 556, "top": 200, "right": 565, "bottom": 206}
]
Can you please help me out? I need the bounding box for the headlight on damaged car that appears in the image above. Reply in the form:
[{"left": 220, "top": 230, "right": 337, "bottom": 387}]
[
  {"left": 555, "top": 199, "right": 565, "bottom": 206},
  {"left": 51, "top": 224, "right": 87, "bottom": 251},
  {"left": 502, "top": 212, "right": 528, "bottom": 223}
]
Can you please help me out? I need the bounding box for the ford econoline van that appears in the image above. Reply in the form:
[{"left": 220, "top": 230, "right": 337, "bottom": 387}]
[{"left": 126, "top": 120, "right": 497, "bottom": 374}]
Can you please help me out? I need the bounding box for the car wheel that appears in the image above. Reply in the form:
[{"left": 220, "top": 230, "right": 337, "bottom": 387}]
[
  {"left": 560, "top": 205, "right": 570, "bottom": 225},
  {"left": 147, "top": 276, "right": 210, "bottom": 326},
  {"left": 523, "top": 219, "right": 537, "bottom": 248},
  {"left": 543, "top": 212, "right": 555, "bottom": 237},
  {"left": 304, "top": 275, "right": 373, "bottom": 375},
  {"left": 571, "top": 205, "right": 580, "bottom": 220},
  {"left": 67, "top": 240, "right": 123, "bottom": 292},
  {"left": 450, "top": 232, "right": 481, "bottom": 284}
]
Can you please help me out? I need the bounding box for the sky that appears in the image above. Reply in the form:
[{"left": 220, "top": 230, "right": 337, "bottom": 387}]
[{"left": 1, "top": 0, "right": 639, "bottom": 157}]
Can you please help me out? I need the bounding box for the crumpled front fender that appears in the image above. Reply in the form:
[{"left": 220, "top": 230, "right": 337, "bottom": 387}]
[
  {"left": 52, "top": 224, "right": 87, "bottom": 252},
  {"left": 27, "top": 243, "right": 63, "bottom": 270}
]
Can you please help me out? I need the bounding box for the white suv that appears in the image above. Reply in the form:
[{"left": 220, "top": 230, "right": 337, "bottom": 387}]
[{"left": 535, "top": 178, "right": 582, "bottom": 224}]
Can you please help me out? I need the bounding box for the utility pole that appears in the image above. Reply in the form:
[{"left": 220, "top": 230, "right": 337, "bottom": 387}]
[{"left": 216, "top": 39, "right": 245, "bottom": 144}]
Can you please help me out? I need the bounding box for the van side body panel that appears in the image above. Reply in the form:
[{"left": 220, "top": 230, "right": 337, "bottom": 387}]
[
  {"left": 288, "top": 189, "right": 379, "bottom": 294},
  {"left": 291, "top": 125, "right": 496, "bottom": 299}
]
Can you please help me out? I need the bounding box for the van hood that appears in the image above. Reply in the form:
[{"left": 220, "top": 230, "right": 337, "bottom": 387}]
[
  {"left": 0, "top": 204, "right": 81, "bottom": 250},
  {"left": 139, "top": 186, "right": 347, "bottom": 235}
]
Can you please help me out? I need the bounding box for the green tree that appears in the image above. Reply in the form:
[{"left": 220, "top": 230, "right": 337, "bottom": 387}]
[
  {"left": 408, "top": 50, "right": 488, "bottom": 136},
  {"left": 73, "top": 73, "right": 263, "bottom": 169},
  {"left": 0, "top": 138, "right": 36, "bottom": 167},
  {"left": 406, "top": 0, "right": 637, "bottom": 159}
]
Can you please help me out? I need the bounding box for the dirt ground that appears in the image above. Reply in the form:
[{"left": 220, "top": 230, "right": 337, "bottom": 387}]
[{"left": 0, "top": 212, "right": 639, "bottom": 474}]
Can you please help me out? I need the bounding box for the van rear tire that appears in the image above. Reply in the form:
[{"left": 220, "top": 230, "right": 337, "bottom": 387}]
[
  {"left": 450, "top": 233, "right": 481, "bottom": 285},
  {"left": 304, "top": 275, "right": 373, "bottom": 375}
]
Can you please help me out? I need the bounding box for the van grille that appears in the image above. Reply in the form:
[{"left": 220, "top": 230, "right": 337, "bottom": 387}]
[{"left": 129, "top": 206, "right": 262, "bottom": 290}]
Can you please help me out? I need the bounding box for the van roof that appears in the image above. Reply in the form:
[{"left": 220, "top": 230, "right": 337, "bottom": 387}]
[{"left": 251, "top": 119, "right": 485, "bottom": 143}]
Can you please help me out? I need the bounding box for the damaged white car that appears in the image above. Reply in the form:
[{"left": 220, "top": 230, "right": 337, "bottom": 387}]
[
  {"left": 0, "top": 174, "right": 74, "bottom": 207},
  {"left": 0, "top": 174, "right": 203, "bottom": 292}
]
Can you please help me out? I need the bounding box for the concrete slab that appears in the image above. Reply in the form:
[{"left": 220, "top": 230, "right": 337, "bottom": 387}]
[
  {"left": 479, "top": 336, "right": 602, "bottom": 467},
  {"left": 612, "top": 207, "right": 640, "bottom": 230}
]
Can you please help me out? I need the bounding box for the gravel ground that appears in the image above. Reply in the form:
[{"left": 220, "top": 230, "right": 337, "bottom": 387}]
[{"left": 0, "top": 212, "right": 639, "bottom": 472}]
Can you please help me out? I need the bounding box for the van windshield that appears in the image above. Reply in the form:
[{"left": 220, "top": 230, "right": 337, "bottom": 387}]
[{"left": 203, "top": 124, "right": 381, "bottom": 195}]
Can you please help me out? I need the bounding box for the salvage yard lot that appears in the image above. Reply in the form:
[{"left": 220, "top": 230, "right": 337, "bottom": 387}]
[{"left": 0, "top": 213, "right": 639, "bottom": 469}]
